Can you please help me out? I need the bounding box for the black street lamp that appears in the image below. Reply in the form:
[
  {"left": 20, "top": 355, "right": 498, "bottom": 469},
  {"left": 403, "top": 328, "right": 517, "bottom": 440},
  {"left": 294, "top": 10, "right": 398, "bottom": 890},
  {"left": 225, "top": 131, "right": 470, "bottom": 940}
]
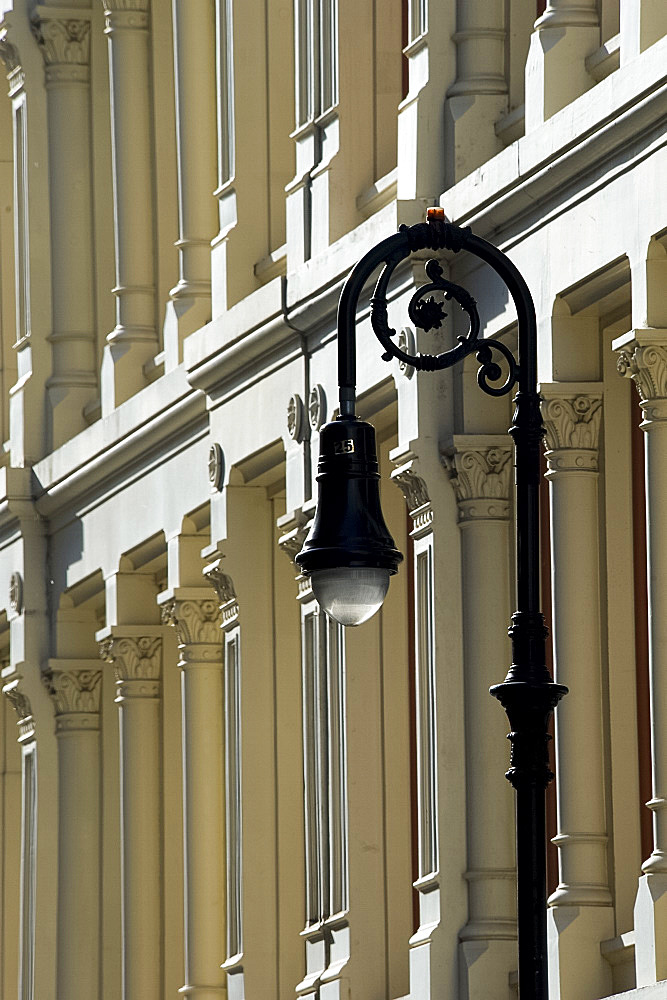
[{"left": 296, "top": 210, "right": 567, "bottom": 1000}]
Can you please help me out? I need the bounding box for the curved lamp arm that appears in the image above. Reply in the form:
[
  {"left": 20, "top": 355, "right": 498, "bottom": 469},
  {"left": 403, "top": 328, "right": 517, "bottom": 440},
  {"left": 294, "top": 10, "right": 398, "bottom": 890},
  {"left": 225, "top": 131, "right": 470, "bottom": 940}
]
[{"left": 328, "top": 213, "right": 566, "bottom": 1000}]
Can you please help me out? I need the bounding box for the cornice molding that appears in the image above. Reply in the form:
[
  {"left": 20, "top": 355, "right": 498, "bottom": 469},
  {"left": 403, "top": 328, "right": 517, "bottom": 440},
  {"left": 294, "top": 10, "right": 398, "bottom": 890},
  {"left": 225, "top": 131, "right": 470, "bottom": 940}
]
[
  {"left": 441, "top": 35, "right": 667, "bottom": 239},
  {"left": 541, "top": 391, "right": 603, "bottom": 472}
]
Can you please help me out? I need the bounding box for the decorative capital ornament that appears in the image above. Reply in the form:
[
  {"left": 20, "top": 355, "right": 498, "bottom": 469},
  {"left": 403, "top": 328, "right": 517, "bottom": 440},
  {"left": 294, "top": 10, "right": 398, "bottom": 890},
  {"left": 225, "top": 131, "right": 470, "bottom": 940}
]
[
  {"left": 99, "top": 632, "right": 162, "bottom": 699},
  {"left": 617, "top": 341, "right": 667, "bottom": 421},
  {"left": 203, "top": 558, "right": 239, "bottom": 629},
  {"left": 32, "top": 16, "right": 91, "bottom": 68},
  {"left": 2, "top": 674, "right": 35, "bottom": 742},
  {"left": 43, "top": 664, "right": 102, "bottom": 733},
  {"left": 446, "top": 438, "right": 512, "bottom": 522},
  {"left": 0, "top": 29, "right": 21, "bottom": 76},
  {"left": 277, "top": 510, "right": 310, "bottom": 565},
  {"left": 541, "top": 390, "right": 602, "bottom": 473},
  {"left": 161, "top": 597, "right": 221, "bottom": 647},
  {"left": 391, "top": 458, "right": 433, "bottom": 536}
]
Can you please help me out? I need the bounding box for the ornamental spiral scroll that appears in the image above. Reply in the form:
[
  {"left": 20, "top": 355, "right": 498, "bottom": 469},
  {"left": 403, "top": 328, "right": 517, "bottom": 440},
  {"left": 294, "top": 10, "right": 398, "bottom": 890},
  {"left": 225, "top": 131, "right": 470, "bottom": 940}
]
[{"left": 370, "top": 255, "right": 519, "bottom": 397}]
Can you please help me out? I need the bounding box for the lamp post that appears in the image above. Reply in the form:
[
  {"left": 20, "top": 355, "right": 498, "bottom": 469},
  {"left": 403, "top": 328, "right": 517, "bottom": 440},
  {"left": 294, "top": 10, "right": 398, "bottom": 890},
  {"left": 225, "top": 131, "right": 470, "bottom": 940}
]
[{"left": 296, "top": 210, "right": 567, "bottom": 1000}]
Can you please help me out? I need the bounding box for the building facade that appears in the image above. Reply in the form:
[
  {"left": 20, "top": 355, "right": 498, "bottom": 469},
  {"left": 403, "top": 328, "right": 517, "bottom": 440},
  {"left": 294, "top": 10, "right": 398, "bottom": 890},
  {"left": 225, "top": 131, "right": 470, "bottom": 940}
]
[{"left": 0, "top": 0, "right": 665, "bottom": 998}]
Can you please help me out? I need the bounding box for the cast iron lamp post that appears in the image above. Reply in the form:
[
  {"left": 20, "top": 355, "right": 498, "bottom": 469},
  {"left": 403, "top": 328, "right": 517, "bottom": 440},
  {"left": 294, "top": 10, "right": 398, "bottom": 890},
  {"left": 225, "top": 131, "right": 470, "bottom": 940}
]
[{"left": 296, "top": 209, "right": 567, "bottom": 1000}]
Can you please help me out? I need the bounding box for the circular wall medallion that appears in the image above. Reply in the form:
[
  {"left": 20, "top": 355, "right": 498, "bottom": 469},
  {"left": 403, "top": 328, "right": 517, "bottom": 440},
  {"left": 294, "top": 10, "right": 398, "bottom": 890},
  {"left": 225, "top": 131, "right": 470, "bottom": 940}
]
[
  {"left": 9, "top": 572, "right": 23, "bottom": 615},
  {"left": 208, "top": 443, "right": 225, "bottom": 492},
  {"left": 308, "top": 384, "right": 327, "bottom": 431},
  {"left": 397, "top": 328, "right": 416, "bottom": 379},
  {"left": 287, "top": 394, "right": 305, "bottom": 442}
]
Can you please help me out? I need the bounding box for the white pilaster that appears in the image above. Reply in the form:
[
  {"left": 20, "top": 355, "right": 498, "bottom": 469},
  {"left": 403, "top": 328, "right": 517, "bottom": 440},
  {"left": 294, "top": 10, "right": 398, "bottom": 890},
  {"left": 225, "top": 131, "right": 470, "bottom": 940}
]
[
  {"left": 164, "top": 0, "right": 216, "bottom": 360},
  {"left": 445, "top": 0, "right": 507, "bottom": 186},
  {"left": 101, "top": 0, "right": 158, "bottom": 415},
  {"left": 525, "top": 1, "right": 600, "bottom": 132},
  {"left": 43, "top": 661, "right": 102, "bottom": 1000},
  {"left": 98, "top": 628, "right": 163, "bottom": 1000},
  {"left": 615, "top": 331, "right": 667, "bottom": 987},
  {"left": 540, "top": 386, "right": 614, "bottom": 1000},
  {"left": 397, "top": 0, "right": 456, "bottom": 203},
  {"left": 620, "top": 0, "right": 667, "bottom": 66},
  {"left": 159, "top": 590, "right": 226, "bottom": 1000},
  {"left": 390, "top": 446, "right": 467, "bottom": 1000},
  {"left": 447, "top": 437, "right": 517, "bottom": 1000},
  {"left": 31, "top": 10, "right": 97, "bottom": 446}
]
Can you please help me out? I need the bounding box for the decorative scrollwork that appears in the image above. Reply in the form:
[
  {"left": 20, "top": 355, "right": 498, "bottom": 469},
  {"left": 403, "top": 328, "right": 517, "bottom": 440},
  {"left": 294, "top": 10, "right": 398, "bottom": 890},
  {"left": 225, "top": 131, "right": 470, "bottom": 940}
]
[
  {"left": 475, "top": 339, "right": 519, "bottom": 397},
  {"left": 370, "top": 255, "right": 518, "bottom": 397}
]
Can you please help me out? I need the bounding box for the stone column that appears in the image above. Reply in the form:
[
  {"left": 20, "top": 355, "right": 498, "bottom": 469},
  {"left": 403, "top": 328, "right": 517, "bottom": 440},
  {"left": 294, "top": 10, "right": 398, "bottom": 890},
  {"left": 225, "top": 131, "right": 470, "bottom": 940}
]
[
  {"left": 541, "top": 387, "right": 614, "bottom": 999},
  {"left": 159, "top": 590, "right": 225, "bottom": 1000},
  {"left": 525, "top": 0, "right": 600, "bottom": 131},
  {"left": 31, "top": 11, "right": 97, "bottom": 446},
  {"left": 164, "top": 0, "right": 217, "bottom": 359},
  {"left": 447, "top": 437, "right": 517, "bottom": 1000},
  {"left": 100, "top": 0, "right": 158, "bottom": 415},
  {"left": 98, "top": 628, "right": 163, "bottom": 1000},
  {"left": 445, "top": 0, "right": 506, "bottom": 185},
  {"left": 43, "top": 661, "right": 102, "bottom": 1000},
  {"left": 615, "top": 332, "right": 667, "bottom": 986},
  {"left": 2, "top": 672, "right": 38, "bottom": 1000}
]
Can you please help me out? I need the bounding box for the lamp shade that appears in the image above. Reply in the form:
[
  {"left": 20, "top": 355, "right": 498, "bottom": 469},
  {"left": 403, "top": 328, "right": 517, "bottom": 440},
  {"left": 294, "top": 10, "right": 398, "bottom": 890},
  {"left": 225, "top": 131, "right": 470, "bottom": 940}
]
[{"left": 296, "top": 416, "right": 403, "bottom": 624}]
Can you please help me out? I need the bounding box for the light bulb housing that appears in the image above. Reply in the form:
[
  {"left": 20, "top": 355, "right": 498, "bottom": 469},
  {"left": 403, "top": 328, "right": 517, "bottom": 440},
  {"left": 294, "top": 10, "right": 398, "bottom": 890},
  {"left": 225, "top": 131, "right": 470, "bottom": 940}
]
[{"left": 296, "top": 416, "right": 403, "bottom": 593}]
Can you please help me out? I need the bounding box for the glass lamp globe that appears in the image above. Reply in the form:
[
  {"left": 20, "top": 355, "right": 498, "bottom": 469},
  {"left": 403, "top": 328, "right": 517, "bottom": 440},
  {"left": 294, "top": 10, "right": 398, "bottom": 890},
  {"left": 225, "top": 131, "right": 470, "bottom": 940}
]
[{"left": 311, "top": 566, "right": 390, "bottom": 627}]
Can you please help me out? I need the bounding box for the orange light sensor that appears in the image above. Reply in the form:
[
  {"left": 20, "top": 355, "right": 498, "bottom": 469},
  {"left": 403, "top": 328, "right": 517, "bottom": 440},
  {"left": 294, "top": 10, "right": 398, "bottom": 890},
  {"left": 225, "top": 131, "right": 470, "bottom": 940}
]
[{"left": 426, "top": 206, "right": 445, "bottom": 221}]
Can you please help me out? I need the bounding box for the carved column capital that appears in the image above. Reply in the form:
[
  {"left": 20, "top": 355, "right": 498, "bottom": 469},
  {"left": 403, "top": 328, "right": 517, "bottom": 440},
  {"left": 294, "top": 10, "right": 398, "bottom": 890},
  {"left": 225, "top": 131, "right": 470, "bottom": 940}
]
[
  {"left": 615, "top": 332, "right": 667, "bottom": 422},
  {"left": 159, "top": 592, "right": 223, "bottom": 667},
  {"left": 0, "top": 27, "right": 24, "bottom": 94},
  {"left": 31, "top": 14, "right": 91, "bottom": 83},
  {"left": 540, "top": 387, "right": 603, "bottom": 473},
  {"left": 98, "top": 628, "right": 162, "bottom": 699},
  {"left": 43, "top": 661, "right": 102, "bottom": 734},
  {"left": 2, "top": 673, "right": 35, "bottom": 742},
  {"left": 391, "top": 457, "right": 433, "bottom": 537},
  {"left": 203, "top": 557, "right": 239, "bottom": 630},
  {"left": 446, "top": 436, "right": 512, "bottom": 522}
]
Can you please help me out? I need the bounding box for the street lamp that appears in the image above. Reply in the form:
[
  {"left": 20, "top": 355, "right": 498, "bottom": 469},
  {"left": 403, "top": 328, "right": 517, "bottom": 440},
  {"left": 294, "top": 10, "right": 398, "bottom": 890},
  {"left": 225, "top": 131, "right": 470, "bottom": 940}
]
[{"left": 296, "top": 210, "right": 567, "bottom": 1000}]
